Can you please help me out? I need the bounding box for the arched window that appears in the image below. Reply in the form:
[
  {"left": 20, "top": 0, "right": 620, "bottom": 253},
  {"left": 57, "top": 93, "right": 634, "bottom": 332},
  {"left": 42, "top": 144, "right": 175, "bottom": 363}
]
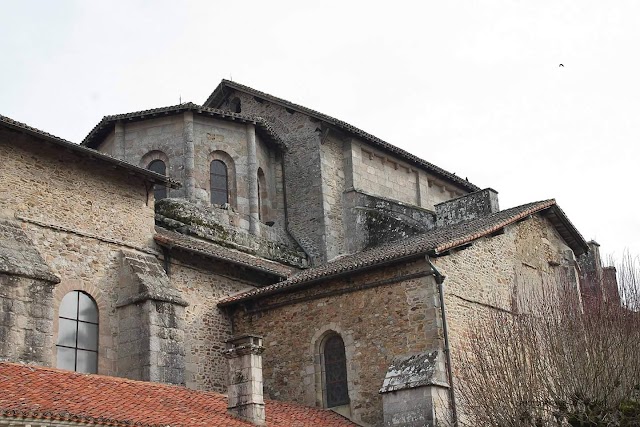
[
  {"left": 257, "top": 167, "right": 267, "bottom": 221},
  {"left": 323, "top": 334, "right": 350, "bottom": 407},
  {"left": 56, "top": 291, "right": 98, "bottom": 374},
  {"left": 147, "top": 159, "right": 167, "bottom": 201},
  {"left": 210, "top": 160, "right": 229, "bottom": 205}
]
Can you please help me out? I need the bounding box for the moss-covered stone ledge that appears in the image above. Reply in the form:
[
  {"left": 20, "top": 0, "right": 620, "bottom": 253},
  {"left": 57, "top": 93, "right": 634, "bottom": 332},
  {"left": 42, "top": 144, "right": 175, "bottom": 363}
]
[
  {"left": 155, "top": 199, "right": 307, "bottom": 268},
  {"left": 343, "top": 190, "right": 437, "bottom": 252}
]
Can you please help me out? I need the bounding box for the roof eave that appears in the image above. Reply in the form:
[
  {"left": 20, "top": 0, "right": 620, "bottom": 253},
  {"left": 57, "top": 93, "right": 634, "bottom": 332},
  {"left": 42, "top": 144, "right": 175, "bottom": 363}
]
[
  {"left": 154, "top": 236, "right": 289, "bottom": 280},
  {"left": 1, "top": 116, "right": 180, "bottom": 189},
  {"left": 82, "top": 102, "right": 284, "bottom": 150},
  {"left": 218, "top": 252, "right": 425, "bottom": 307},
  {"left": 541, "top": 205, "right": 589, "bottom": 256}
]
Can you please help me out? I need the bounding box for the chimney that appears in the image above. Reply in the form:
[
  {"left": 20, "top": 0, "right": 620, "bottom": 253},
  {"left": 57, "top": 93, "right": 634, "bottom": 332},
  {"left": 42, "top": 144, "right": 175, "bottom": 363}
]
[
  {"left": 224, "top": 335, "right": 266, "bottom": 425},
  {"left": 435, "top": 188, "right": 499, "bottom": 227}
]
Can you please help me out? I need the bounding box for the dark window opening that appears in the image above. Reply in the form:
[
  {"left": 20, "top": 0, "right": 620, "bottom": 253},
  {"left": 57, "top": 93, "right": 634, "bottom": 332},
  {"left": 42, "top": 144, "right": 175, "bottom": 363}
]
[
  {"left": 56, "top": 291, "right": 98, "bottom": 374},
  {"left": 229, "top": 97, "right": 241, "bottom": 113},
  {"left": 210, "top": 160, "right": 229, "bottom": 205},
  {"left": 324, "top": 334, "right": 349, "bottom": 407},
  {"left": 147, "top": 160, "right": 167, "bottom": 200},
  {"left": 257, "top": 177, "right": 262, "bottom": 221}
]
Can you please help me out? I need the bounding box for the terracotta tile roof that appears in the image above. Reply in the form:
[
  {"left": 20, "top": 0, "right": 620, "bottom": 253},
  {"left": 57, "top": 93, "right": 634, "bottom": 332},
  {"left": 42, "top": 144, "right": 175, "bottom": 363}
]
[
  {"left": 203, "top": 80, "right": 480, "bottom": 193},
  {"left": 0, "top": 114, "right": 180, "bottom": 188},
  {"left": 154, "top": 227, "right": 297, "bottom": 279},
  {"left": 0, "top": 362, "right": 357, "bottom": 427},
  {"left": 219, "top": 199, "right": 588, "bottom": 306},
  {"left": 81, "top": 102, "right": 284, "bottom": 149}
]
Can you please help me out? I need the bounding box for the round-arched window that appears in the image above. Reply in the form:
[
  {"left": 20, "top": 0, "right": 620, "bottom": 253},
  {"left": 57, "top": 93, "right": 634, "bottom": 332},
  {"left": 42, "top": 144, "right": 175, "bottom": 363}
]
[
  {"left": 323, "top": 334, "right": 349, "bottom": 407},
  {"left": 56, "top": 291, "right": 98, "bottom": 373},
  {"left": 147, "top": 159, "right": 167, "bottom": 201},
  {"left": 210, "top": 160, "right": 229, "bottom": 205}
]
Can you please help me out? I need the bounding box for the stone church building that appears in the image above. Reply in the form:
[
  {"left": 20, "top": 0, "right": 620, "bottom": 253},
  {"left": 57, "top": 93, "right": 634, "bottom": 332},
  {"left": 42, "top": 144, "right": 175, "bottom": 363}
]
[{"left": 0, "top": 80, "right": 614, "bottom": 426}]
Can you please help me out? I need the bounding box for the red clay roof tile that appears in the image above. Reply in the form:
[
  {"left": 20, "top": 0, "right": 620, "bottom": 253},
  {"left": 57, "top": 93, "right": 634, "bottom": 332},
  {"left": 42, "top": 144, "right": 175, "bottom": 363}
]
[{"left": 0, "top": 362, "right": 356, "bottom": 427}]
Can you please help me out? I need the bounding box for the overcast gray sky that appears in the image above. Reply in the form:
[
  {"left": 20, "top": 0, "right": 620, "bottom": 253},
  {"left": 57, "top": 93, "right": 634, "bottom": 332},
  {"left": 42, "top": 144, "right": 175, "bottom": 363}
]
[{"left": 1, "top": 0, "right": 638, "bottom": 258}]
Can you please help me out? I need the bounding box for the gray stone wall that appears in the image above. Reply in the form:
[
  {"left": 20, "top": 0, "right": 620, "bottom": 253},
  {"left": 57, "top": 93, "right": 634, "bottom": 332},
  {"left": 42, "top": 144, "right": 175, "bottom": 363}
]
[
  {"left": 435, "top": 188, "right": 500, "bottom": 227},
  {"left": 343, "top": 189, "right": 436, "bottom": 254},
  {"left": 382, "top": 386, "right": 450, "bottom": 427},
  {"left": 166, "top": 252, "right": 254, "bottom": 392},
  {"left": 115, "top": 250, "right": 187, "bottom": 385},
  {"left": 221, "top": 90, "right": 328, "bottom": 264},
  {"left": 321, "top": 131, "right": 347, "bottom": 260},
  {"left": 124, "top": 115, "right": 187, "bottom": 199},
  {"left": 116, "top": 299, "right": 186, "bottom": 385},
  {"left": 0, "top": 275, "right": 56, "bottom": 365}
]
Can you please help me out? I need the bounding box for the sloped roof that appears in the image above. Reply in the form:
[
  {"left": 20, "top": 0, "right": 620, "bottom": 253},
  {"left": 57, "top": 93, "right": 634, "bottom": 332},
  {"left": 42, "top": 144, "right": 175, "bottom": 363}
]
[
  {"left": 0, "top": 114, "right": 180, "bottom": 188},
  {"left": 81, "top": 102, "right": 284, "bottom": 149},
  {"left": 204, "top": 80, "right": 480, "bottom": 193},
  {"left": 219, "top": 199, "right": 588, "bottom": 306},
  {"left": 0, "top": 362, "right": 357, "bottom": 427},
  {"left": 154, "top": 227, "right": 297, "bottom": 279}
]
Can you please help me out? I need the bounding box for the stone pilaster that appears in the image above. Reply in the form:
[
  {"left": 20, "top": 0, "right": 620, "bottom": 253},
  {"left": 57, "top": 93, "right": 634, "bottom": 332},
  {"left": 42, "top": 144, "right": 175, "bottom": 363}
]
[
  {"left": 116, "top": 250, "right": 188, "bottom": 385},
  {"left": 246, "top": 123, "right": 260, "bottom": 235},
  {"left": 224, "top": 335, "right": 265, "bottom": 426},
  {"left": 114, "top": 121, "right": 125, "bottom": 161},
  {"left": 183, "top": 111, "right": 196, "bottom": 201}
]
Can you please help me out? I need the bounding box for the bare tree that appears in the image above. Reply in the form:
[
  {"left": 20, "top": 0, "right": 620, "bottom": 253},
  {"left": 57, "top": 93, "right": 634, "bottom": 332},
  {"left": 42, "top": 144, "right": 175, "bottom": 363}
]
[{"left": 454, "top": 255, "right": 640, "bottom": 427}]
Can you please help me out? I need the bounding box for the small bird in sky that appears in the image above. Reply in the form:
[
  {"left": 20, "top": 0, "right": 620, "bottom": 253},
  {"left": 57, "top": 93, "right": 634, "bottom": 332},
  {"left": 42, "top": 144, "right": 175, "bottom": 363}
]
[{"left": 559, "top": 64, "right": 564, "bottom": 67}]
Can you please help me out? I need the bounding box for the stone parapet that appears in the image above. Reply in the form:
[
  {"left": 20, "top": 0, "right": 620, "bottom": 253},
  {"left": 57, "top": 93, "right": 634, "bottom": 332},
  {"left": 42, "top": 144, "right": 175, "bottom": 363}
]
[{"left": 435, "top": 188, "right": 499, "bottom": 227}]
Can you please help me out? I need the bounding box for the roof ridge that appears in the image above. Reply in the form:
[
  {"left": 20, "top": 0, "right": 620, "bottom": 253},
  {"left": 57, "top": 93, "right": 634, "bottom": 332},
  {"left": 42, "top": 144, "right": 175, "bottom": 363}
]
[{"left": 204, "top": 80, "right": 480, "bottom": 192}]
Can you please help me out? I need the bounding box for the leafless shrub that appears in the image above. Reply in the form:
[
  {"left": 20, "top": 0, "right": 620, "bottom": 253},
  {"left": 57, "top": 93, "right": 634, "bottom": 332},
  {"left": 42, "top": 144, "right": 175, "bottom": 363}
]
[{"left": 454, "top": 255, "right": 640, "bottom": 427}]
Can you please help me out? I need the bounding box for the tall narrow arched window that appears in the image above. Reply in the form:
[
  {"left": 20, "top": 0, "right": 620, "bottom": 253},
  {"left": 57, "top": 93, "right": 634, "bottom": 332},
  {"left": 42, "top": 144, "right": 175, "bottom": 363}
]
[
  {"left": 210, "top": 160, "right": 229, "bottom": 205},
  {"left": 323, "top": 334, "right": 350, "bottom": 407},
  {"left": 147, "top": 159, "right": 167, "bottom": 201},
  {"left": 56, "top": 291, "right": 98, "bottom": 374},
  {"left": 257, "top": 167, "right": 267, "bottom": 221}
]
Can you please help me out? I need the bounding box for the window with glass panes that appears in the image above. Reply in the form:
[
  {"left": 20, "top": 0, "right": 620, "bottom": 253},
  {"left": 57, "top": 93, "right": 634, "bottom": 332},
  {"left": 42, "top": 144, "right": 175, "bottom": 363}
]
[
  {"left": 56, "top": 291, "right": 98, "bottom": 374},
  {"left": 210, "top": 160, "right": 228, "bottom": 205},
  {"left": 323, "top": 334, "right": 350, "bottom": 407}
]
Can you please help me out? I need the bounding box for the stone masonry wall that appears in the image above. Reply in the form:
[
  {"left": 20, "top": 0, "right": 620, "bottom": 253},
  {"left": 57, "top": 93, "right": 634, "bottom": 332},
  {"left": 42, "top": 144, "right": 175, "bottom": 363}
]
[
  {"left": 320, "top": 131, "right": 347, "bottom": 260},
  {"left": 1, "top": 129, "right": 158, "bottom": 376},
  {"left": 347, "top": 141, "right": 468, "bottom": 211},
  {"left": 229, "top": 259, "right": 440, "bottom": 426},
  {"left": 0, "top": 275, "right": 56, "bottom": 365},
  {"left": 352, "top": 142, "right": 419, "bottom": 206},
  {"left": 192, "top": 115, "right": 248, "bottom": 209},
  {"left": 221, "top": 91, "right": 328, "bottom": 264},
  {"left": 123, "top": 115, "right": 187, "bottom": 199},
  {"left": 166, "top": 253, "right": 254, "bottom": 392},
  {"left": 432, "top": 214, "right": 578, "bottom": 422},
  {"left": 343, "top": 190, "right": 436, "bottom": 254},
  {"left": 435, "top": 188, "right": 499, "bottom": 227},
  {"left": 0, "top": 129, "right": 156, "bottom": 247}
]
